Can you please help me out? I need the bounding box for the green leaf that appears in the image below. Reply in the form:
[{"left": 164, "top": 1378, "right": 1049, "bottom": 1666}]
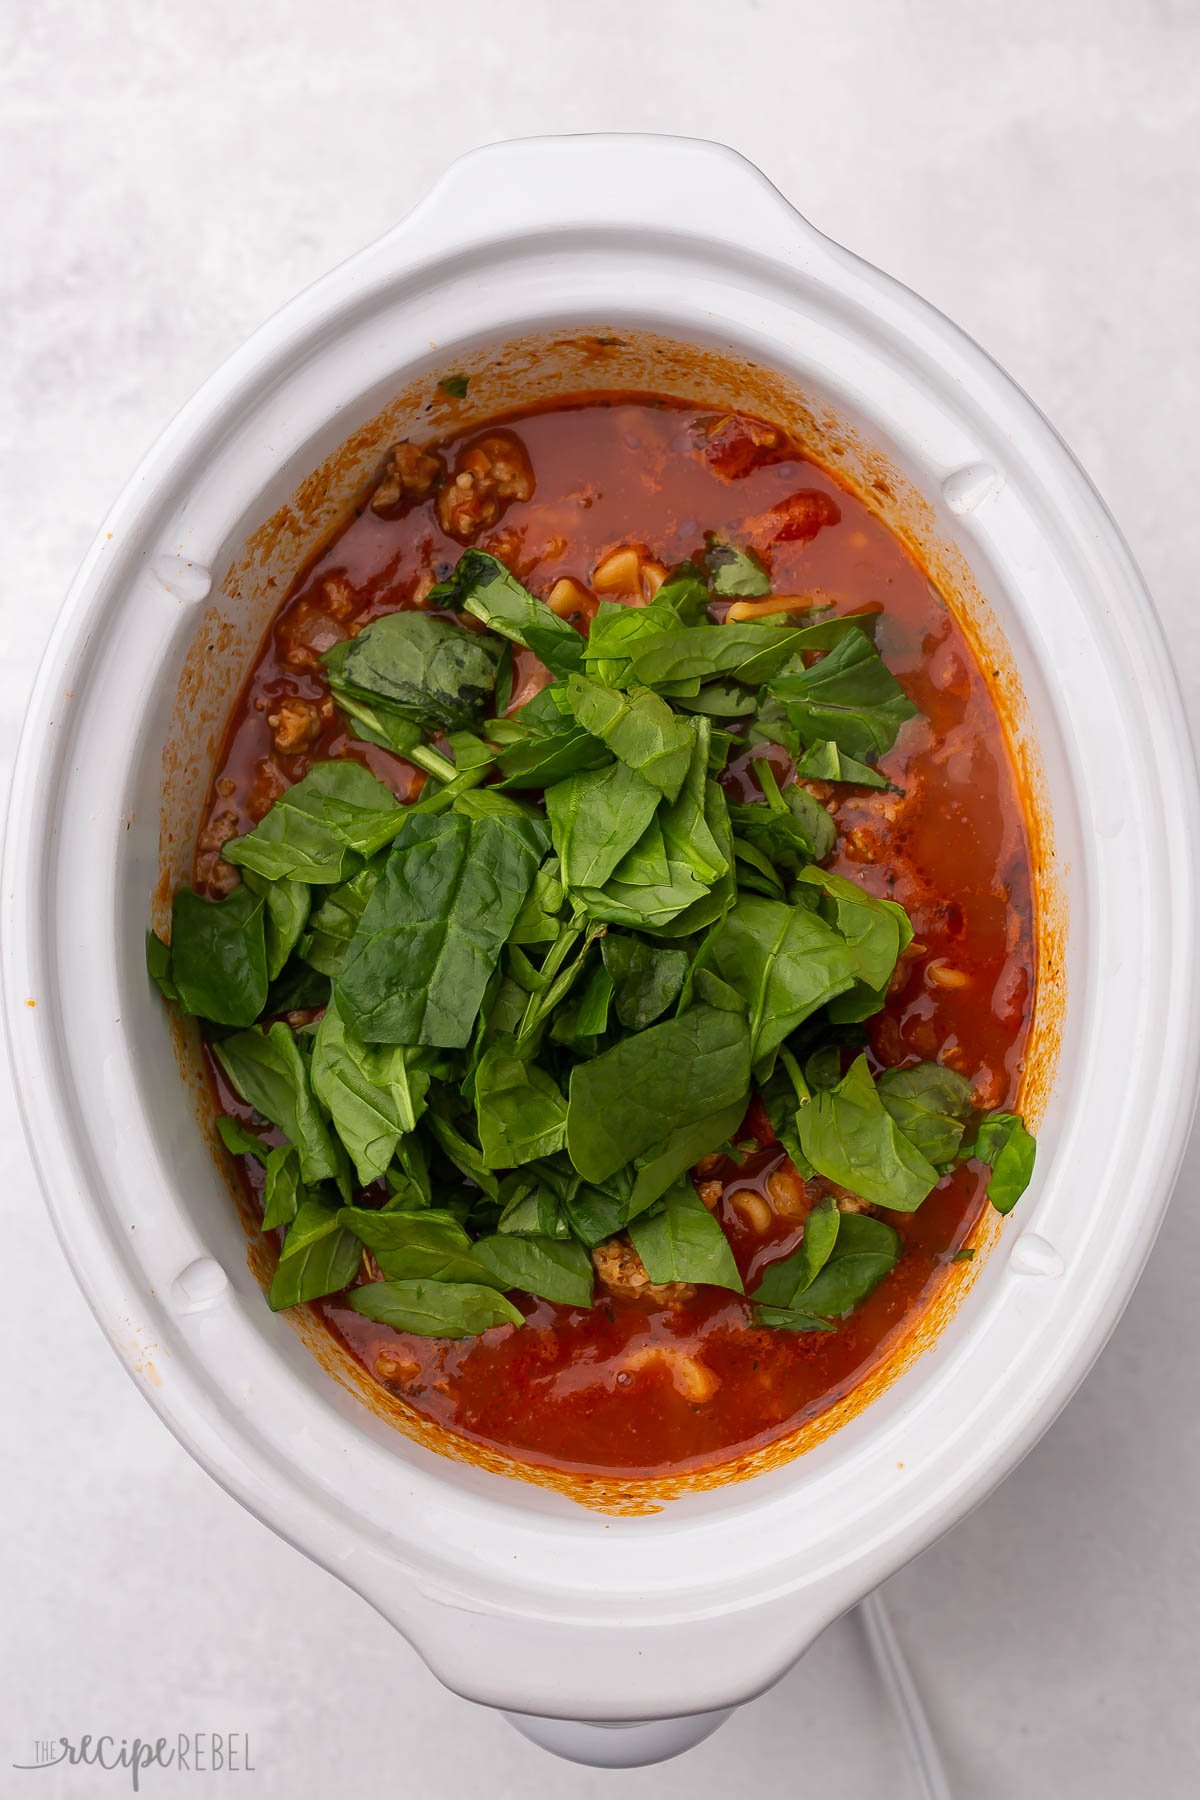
[
  {"left": 571, "top": 720, "right": 731, "bottom": 932},
  {"left": 566, "top": 1004, "right": 751, "bottom": 1187},
  {"left": 563, "top": 675, "right": 696, "bottom": 799},
  {"left": 545, "top": 759, "right": 662, "bottom": 892},
  {"left": 472, "top": 1233, "right": 595, "bottom": 1307},
  {"left": 243, "top": 871, "right": 311, "bottom": 981},
  {"left": 508, "top": 857, "right": 566, "bottom": 946},
  {"left": 264, "top": 959, "right": 331, "bottom": 1017},
  {"left": 268, "top": 1197, "right": 363, "bottom": 1310},
  {"left": 213, "top": 1022, "right": 345, "bottom": 1188},
  {"left": 439, "top": 373, "right": 469, "bottom": 398},
  {"left": 425, "top": 1107, "right": 502, "bottom": 1200},
  {"left": 755, "top": 1210, "right": 900, "bottom": 1328},
  {"left": 262, "top": 1143, "right": 305, "bottom": 1230},
  {"left": 628, "top": 1183, "right": 744, "bottom": 1293},
  {"left": 796, "top": 739, "right": 893, "bottom": 789},
  {"left": 216, "top": 1114, "right": 270, "bottom": 1165},
  {"left": 494, "top": 1157, "right": 578, "bottom": 1238},
  {"left": 335, "top": 800, "right": 548, "bottom": 1047},
  {"left": 709, "top": 894, "right": 857, "bottom": 1070},
  {"left": 601, "top": 934, "right": 689, "bottom": 1029},
  {"left": 349, "top": 1279, "right": 524, "bottom": 1337},
  {"left": 310, "top": 997, "right": 430, "bottom": 1186},
  {"left": 338, "top": 1206, "right": 496, "bottom": 1283},
  {"left": 877, "top": 1062, "right": 974, "bottom": 1167},
  {"left": 971, "top": 1112, "right": 1037, "bottom": 1214},
  {"left": 301, "top": 865, "right": 380, "bottom": 976},
  {"left": 323, "top": 609, "right": 502, "bottom": 737},
  {"left": 562, "top": 1165, "right": 659, "bottom": 1248},
  {"left": 473, "top": 1036, "right": 569, "bottom": 1168},
  {"left": 223, "top": 762, "right": 405, "bottom": 886},
  {"left": 430, "top": 550, "right": 585, "bottom": 678},
  {"left": 582, "top": 573, "right": 709, "bottom": 689},
  {"left": 495, "top": 710, "right": 610, "bottom": 789},
  {"left": 167, "top": 885, "right": 268, "bottom": 1027},
  {"left": 753, "top": 1194, "right": 840, "bottom": 1307},
  {"left": 146, "top": 930, "right": 178, "bottom": 1001},
  {"left": 705, "top": 536, "right": 770, "bottom": 597},
  {"left": 797, "top": 1054, "right": 939, "bottom": 1212},
  {"left": 796, "top": 865, "right": 913, "bottom": 1020},
  {"left": 630, "top": 620, "right": 806, "bottom": 694},
  {"left": 768, "top": 628, "right": 919, "bottom": 762}
]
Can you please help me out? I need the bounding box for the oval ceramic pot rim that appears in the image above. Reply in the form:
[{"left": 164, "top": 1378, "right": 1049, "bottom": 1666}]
[{"left": 5, "top": 136, "right": 1199, "bottom": 1719}]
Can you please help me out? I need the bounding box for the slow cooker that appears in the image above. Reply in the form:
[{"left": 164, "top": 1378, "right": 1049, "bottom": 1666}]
[{"left": 6, "top": 134, "right": 1198, "bottom": 1766}]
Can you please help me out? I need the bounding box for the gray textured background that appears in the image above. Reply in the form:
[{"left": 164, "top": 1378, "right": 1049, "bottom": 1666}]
[{"left": 3, "top": 2, "right": 1198, "bottom": 1794}]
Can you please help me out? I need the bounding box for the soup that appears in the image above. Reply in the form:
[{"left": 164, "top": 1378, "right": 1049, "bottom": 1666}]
[{"left": 149, "top": 393, "right": 1036, "bottom": 1480}]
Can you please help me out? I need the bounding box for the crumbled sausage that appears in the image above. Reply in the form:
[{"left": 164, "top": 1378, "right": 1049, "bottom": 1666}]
[
  {"left": 375, "top": 1347, "right": 422, "bottom": 1388},
  {"left": 267, "top": 697, "right": 322, "bottom": 756},
  {"left": 194, "top": 809, "right": 241, "bottom": 896},
  {"left": 318, "top": 574, "right": 356, "bottom": 620},
  {"left": 592, "top": 1236, "right": 693, "bottom": 1305},
  {"left": 768, "top": 489, "right": 841, "bottom": 544},
  {"left": 697, "top": 1178, "right": 723, "bottom": 1211},
  {"left": 436, "top": 430, "right": 534, "bottom": 543},
  {"left": 833, "top": 1187, "right": 873, "bottom": 1215},
  {"left": 371, "top": 440, "right": 445, "bottom": 518},
  {"left": 700, "top": 413, "right": 782, "bottom": 480}
]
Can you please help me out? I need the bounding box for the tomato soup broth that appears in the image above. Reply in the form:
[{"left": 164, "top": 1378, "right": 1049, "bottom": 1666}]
[{"left": 196, "top": 396, "right": 1035, "bottom": 1479}]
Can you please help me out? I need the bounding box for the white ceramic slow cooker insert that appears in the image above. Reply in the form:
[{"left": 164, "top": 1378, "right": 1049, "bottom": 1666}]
[{"left": 6, "top": 136, "right": 1198, "bottom": 1764}]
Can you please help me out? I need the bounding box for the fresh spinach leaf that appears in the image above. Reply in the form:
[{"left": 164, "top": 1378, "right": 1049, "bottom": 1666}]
[
  {"left": 310, "top": 997, "right": 430, "bottom": 1186},
  {"left": 213, "top": 1022, "right": 345, "bottom": 1189},
  {"left": 349, "top": 1278, "right": 524, "bottom": 1337},
  {"left": 262, "top": 1143, "right": 305, "bottom": 1230},
  {"left": 472, "top": 1233, "right": 595, "bottom": 1307},
  {"left": 268, "top": 1197, "right": 363, "bottom": 1310},
  {"left": 167, "top": 884, "right": 268, "bottom": 1027},
  {"left": 705, "top": 536, "right": 771, "bottom": 598},
  {"left": 768, "top": 628, "right": 919, "bottom": 762},
  {"left": 877, "top": 1062, "right": 973, "bottom": 1167},
  {"left": 223, "top": 762, "right": 405, "bottom": 886},
  {"left": 323, "top": 610, "right": 502, "bottom": 735},
  {"left": 628, "top": 1183, "right": 743, "bottom": 1292},
  {"left": 796, "top": 739, "right": 894, "bottom": 789},
  {"left": 753, "top": 1194, "right": 840, "bottom": 1308},
  {"left": 566, "top": 1004, "right": 751, "bottom": 1186},
  {"left": 709, "top": 894, "right": 856, "bottom": 1070},
  {"left": 473, "top": 1035, "right": 569, "bottom": 1168},
  {"left": 301, "top": 865, "right": 380, "bottom": 976},
  {"left": 755, "top": 1209, "right": 900, "bottom": 1327},
  {"left": 146, "top": 930, "right": 178, "bottom": 1001},
  {"left": 425, "top": 1107, "right": 502, "bottom": 1201},
  {"left": 545, "top": 759, "right": 661, "bottom": 893},
  {"left": 564, "top": 674, "right": 695, "bottom": 800},
  {"left": 796, "top": 865, "right": 912, "bottom": 1020},
  {"left": 631, "top": 621, "right": 804, "bottom": 694},
  {"left": 797, "top": 1054, "right": 939, "bottom": 1211},
  {"left": 562, "top": 1165, "right": 659, "bottom": 1248},
  {"left": 971, "top": 1112, "right": 1036, "bottom": 1214},
  {"left": 243, "top": 871, "right": 311, "bottom": 981},
  {"left": 335, "top": 801, "right": 548, "bottom": 1047},
  {"left": 601, "top": 934, "right": 689, "bottom": 1029},
  {"left": 431, "top": 550, "right": 585, "bottom": 678},
  {"left": 338, "top": 1206, "right": 496, "bottom": 1283},
  {"left": 216, "top": 1114, "right": 270, "bottom": 1165},
  {"left": 494, "top": 1157, "right": 578, "bottom": 1238}
]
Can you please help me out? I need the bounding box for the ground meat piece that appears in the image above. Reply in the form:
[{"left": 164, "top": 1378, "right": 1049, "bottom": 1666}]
[
  {"left": 195, "top": 809, "right": 241, "bottom": 896},
  {"left": 436, "top": 430, "right": 534, "bottom": 543},
  {"left": 832, "top": 1187, "right": 874, "bottom": 1215},
  {"left": 768, "top": 489, "right": 842, "bottom": 544},
  {"left": 319, "top": 574, "right": 356, "bottom": 620},
  {"left": 700, "top": 413, "right": 782, "bottom": 480},
  {"left": 197, "top": 808, "right": 240, "bottom": 856},
  {"left": 696, "top": 1178, "right": 723, "bottom": 1211},
  {"left": 375, "top": 1347, "right": 422, "bottom": 1388},
  {"left": 267, "top": 697, "right": 322, "bottom": 756},
  {"left": 370, "top": 440, "right": 445, "bottom": 518},
  {"left": 592, "top": 1236, "right": 694, "bottom": 1305}
]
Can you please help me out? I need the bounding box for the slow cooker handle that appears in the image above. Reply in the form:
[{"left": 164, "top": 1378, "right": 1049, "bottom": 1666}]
[{"left": 388, "top": 132, "right": 833, "bottom": 276}]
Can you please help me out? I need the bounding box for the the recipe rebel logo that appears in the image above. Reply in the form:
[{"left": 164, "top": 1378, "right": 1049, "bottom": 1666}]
[{"left": 12, "top": 1733, "right": 255, "bottom": 1789}]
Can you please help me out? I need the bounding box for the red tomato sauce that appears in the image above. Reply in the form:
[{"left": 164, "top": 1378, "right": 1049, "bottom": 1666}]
[{"left": 198, "top": 396, "right": 1036, "bottom": 1479}]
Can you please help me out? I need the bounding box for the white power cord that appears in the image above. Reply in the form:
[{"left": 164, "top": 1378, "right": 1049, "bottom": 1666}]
[{"left": 859, "top": 1589, "right": 953, "bottom": 1800}]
